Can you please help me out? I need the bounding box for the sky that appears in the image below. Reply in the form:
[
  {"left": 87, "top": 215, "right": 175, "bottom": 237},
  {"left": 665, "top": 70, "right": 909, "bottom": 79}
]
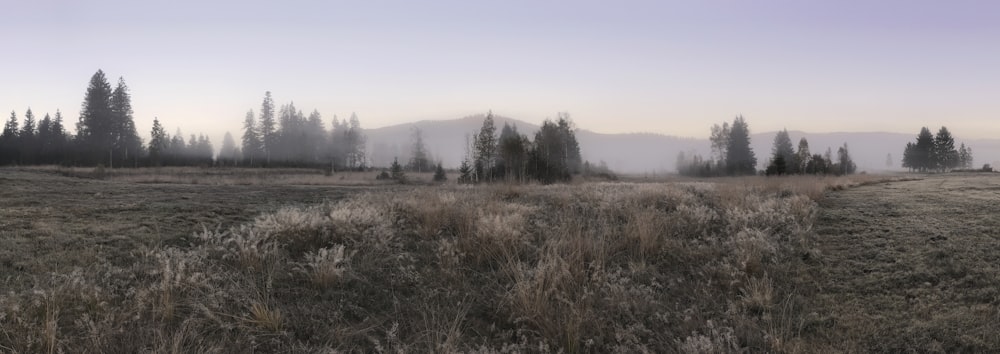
[{"left": 2, "top": 0, "right": 999, "bottom": 144}]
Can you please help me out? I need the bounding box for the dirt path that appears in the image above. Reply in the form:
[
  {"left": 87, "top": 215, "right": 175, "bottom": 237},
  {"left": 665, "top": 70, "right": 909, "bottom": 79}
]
[{"left": 805, "top": 174, "right": 1000, "bottom": 351}]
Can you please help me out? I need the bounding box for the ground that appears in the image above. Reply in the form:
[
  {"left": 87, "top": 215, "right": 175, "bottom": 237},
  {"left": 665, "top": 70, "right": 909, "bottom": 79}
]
[
  {"left": 0, "top": 169, "right": 360, "bottom": 289},
  {"left": 801, "top": 173, "right": 1000, "bottom": 351},
  {"left": 2, "top": 168, "right": 999, "bottom": 352}
]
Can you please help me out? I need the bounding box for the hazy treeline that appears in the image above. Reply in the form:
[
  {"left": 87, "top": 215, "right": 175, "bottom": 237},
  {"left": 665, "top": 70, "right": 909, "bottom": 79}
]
[
  {"left": 237, "top": 91, "right": 367, "bottom": 169},
  {"left": 0, "top": 70, "right": 216, "bottom": 167},
  {"left": 677, "top": 115, "right": 857, "bottom": 177},
  {"left": 449, "top": 112, "right": 583, "bottom": 183},
  {"left": 902, "top": 126, "right": 975, "bottom": 172}
]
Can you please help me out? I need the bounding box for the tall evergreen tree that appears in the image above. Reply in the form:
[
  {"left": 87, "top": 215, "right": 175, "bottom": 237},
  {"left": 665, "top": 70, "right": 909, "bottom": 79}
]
[
  {"left": 110, "top": 77, "right": 141, "bottom": 166},
  {"left": 305, "top": 109, "right": 326, "bottom": 163},
  {"left": 1, "top": 111, "right": 19, "bottom": 164},
  {"left": 725, "top": 115, "right": 757, "bottom": 176},
  {"left": 258, "top": 91, "right": 277, "bottom": 165},
  {"left": 219, "top": 132, "right": 238, "bottom": 166},
  {"left": 19, "top": 108, "right": 37, "bottom": 164},
  {"left": 497, "top": 123, "right": 529, "bottom": 182},
  {"left": 914, "top": 127, "right": 935, "bottom": 172},
  {"left": 767, "top": 129, "right": 794, "bottom": 175},
  {"left": 933, "top": 126, "right": 958, "bottom": 172},
  {"left": 149, "top": 117, "right": 168, "bottom": 166},
  {"left": 242, "top": 110, "right": 263, "bottom": 167},
  {"left": 77, "top": 70, "right": 115, "bottom": 165},
  {"left": 556, "top": 113, "right": 582, "bottom": 174}
]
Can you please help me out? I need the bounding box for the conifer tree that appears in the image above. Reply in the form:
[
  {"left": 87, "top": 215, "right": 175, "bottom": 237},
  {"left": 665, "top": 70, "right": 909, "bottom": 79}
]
[
  {"left": 149, "top": 117, "right": 168, "bottom": 166},
  {"left": 258, "top": 91, "right": 276, "bottom": 165},
  {"left": 77, "top": 70, "right": 115, "bottom": 165},
  {"left": 933, "top": 126, "right": 958, "bottom": 172},
  {"left": 242, "top": 110, "right": 262, "bottom": 167},
  {"left": 220, "top": 132, "right": 238, "bottom": 166},
  {"left": 725, "top": 115, "right": 757, "bottom": 176},
  {"left": 433, "top": 161, "right": 447, "bottom": 182}
]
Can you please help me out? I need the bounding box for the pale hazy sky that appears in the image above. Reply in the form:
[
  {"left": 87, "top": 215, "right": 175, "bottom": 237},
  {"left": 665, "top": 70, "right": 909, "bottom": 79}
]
[{"left": 2, "top": 0, "right": 999, "bottom": 142}]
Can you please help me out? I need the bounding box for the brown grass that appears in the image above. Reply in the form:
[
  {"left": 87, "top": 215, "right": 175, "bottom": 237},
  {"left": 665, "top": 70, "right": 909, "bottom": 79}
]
[{"left": 2, "top": 168, "right": 964, "bottom": 352}]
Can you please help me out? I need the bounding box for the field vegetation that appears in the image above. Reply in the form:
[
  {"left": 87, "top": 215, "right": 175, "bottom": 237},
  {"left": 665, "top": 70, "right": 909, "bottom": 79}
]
[{"left": 0, "top": 167, "right": 911, "bottom": 352}]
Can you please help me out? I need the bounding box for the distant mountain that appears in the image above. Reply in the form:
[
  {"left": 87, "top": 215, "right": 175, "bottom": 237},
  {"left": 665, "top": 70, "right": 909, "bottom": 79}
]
[{"left": 366, "top": 116, "right": 1000, "bottom": 173}]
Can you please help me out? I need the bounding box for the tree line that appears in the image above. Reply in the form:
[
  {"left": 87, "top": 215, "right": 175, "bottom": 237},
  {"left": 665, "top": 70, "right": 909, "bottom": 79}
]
[
  {"left": 677, "top": 115, "right": 857, "bottom": 177},
  {"left": 901, "top": 126, "right": 974, "bottom": 172},
  {"left": 0, "top": 70, "right": 216, "bottom": 167},
  {"left": 453, "top": 112, "right": 582, "bottom": 184},
  {"left": 237, "top": 91, "right": 367, "bottom": 169}
]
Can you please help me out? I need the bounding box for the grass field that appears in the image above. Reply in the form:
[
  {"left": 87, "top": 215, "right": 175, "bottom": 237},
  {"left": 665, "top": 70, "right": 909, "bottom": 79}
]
[{"left": 1, "top": 167, "right": 995, "bottom": 352}]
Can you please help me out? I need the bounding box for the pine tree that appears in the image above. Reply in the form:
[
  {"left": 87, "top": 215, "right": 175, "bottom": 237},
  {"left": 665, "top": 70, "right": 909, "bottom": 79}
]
[
  {"left": 933, "top": 126, "right": 958, "bottom": 172},
  {"left": 914, "top": 127, "right": 935, "bottom": 172},
  {"left": 306, "top": 110, "right": 326, "bottom": 163},
  {"left": 498, "top": 123, "right": 529, "bottom": 182},
  {"left": 767, "top": 129, "right": 794, "bottom": 175},
  {"left": 725, "top": 115, "right": 757, "bottom": 176},
  {"left": 458, "top": 158, "right": 473, "bottom": 184},
  {"left": 258, "top": 91, "right": 277, "bottom": 165},
  {"left": 390, "top": 157, "right": 405, "bottom": 183},
  {"left": 20, "top": 108, "right": 36, "bottom": 164},
  {"left": 242, "top": 110, "right": 262, "bottom": 167},
  {"left": 110, "top": 77, "right": 141, "bottom": 166},
  {"left": 220, "top": 132, "right": 238, "bottom": 166},
  {"left": 149, "top": 117, "right": 168, "bottom": 166},
  {"left": 433, "top": 161, "right": 447, "bottom": 182},
  {"left": 556, "top": 113, "right": 582, "bottom": 174},
  {"left": 0, "top": 111, "right": 19, "bottom": 164},
  {"left": 77, "top": 70, "right": 115, "bottom": 165}
]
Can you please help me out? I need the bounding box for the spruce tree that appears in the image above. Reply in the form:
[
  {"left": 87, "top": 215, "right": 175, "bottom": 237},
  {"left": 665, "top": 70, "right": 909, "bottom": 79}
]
[
  {"left": 242, "top": 110, "right": 262, "bottom": 167},
  {"left": 110, "top": 77, "right": 141, "bottom": 166},
  {"left": 149, "top": 117, "right": 168, "bottom": 166},
  {"left": 768, "top": 129, "right": 794, "bottom": 175},
  {"left": 933, "top": 126, "right": 958, "bottom": 172},
  {"left": 914, "top": 127, "right": 935, "bottom": 172},
  {"left": 725, "top": 115, "right": 757, "bottom": 176},
  {"left": 220, "top": 132, "right": 238, "bottom": 166},
  {"left": 390, "top": 157, "right": 405, "bottom": 183},
  {"left": 258, "top": 92, "right": 276, "bottom": 165},
  {"left": 433, "top": 161, "right": 447, "bottom": 182},
  {"left": 78, "top": 70, "right": 115, "bottom": 165}
]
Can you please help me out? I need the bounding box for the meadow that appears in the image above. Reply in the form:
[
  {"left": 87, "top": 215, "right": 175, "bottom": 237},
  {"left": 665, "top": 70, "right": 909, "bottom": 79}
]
[{"left": 1, "top": 167, "right": 995, "bottom": 352}]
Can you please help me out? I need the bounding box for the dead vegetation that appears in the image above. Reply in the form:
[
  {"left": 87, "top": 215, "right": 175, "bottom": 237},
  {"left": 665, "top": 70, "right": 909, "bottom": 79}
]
[{"left": 0, "top": 168, "right": 927, "bottom": 352}]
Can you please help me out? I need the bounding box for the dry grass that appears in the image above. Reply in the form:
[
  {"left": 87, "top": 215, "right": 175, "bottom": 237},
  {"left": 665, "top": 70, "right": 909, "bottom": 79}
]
[
  {"left": 1, "top": 169, "right": 943, "bottom": 352},
  {"left": 17, "top": 165, "right": 453, "bottom": 186}
]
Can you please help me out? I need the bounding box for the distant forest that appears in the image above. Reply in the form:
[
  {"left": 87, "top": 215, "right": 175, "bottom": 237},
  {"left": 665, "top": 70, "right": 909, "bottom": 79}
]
[{"left": 0, "top": 70, "right": 981, "bottom": 179}]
